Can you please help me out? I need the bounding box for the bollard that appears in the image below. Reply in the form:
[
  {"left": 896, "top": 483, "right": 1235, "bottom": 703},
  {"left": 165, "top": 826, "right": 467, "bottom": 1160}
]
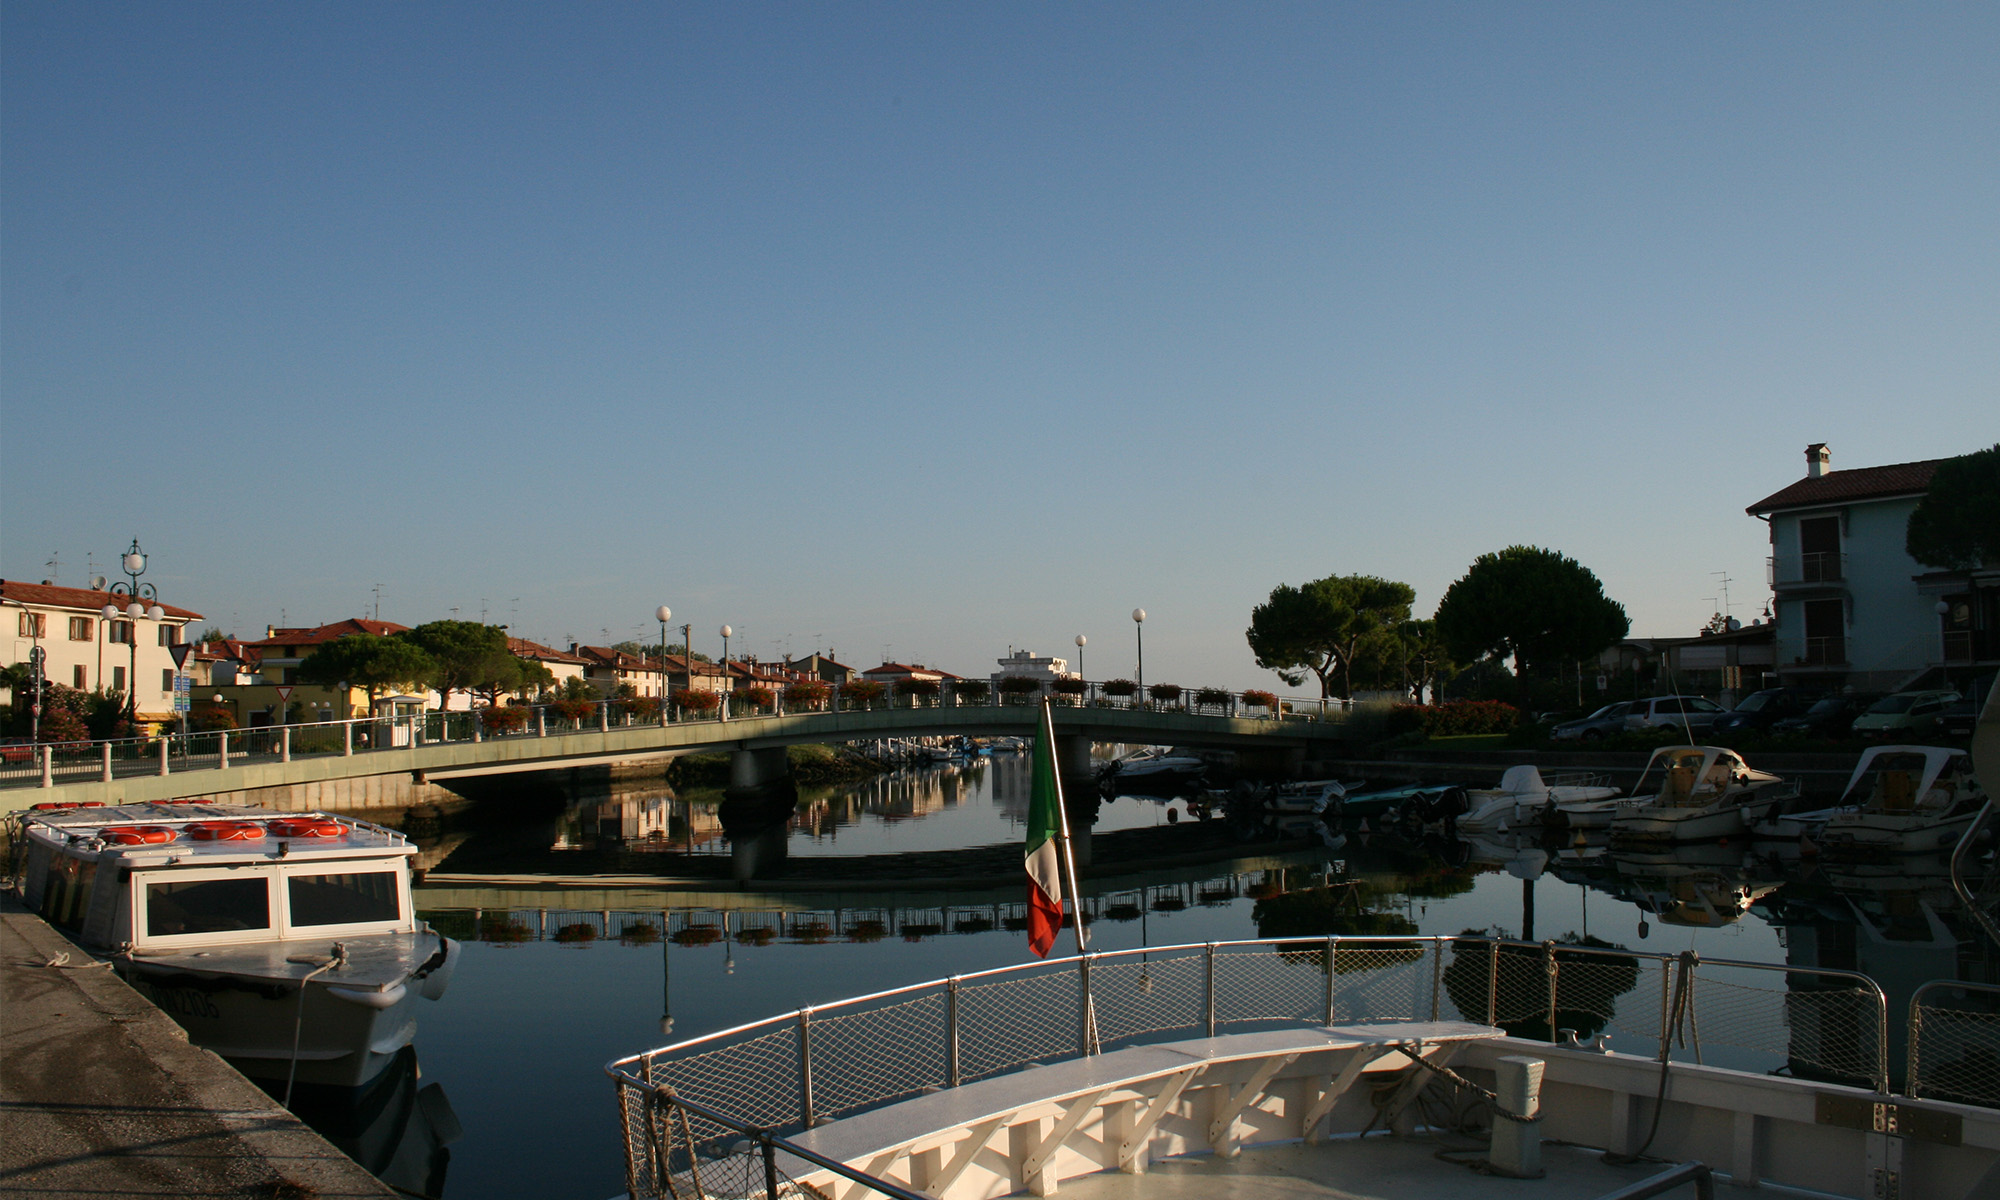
[
  {"left": 1488, "top": 1055, "right": 1545, "bottom": 1179},
  {"left": 41, "top": 746, "right": 53, "bottom": 788},
  {"left": 281, "top": 727, "right": 292, "bottom": 763},
  {"left": 159, "top": 737, "right": 171, "bottom": 777},
  {"left": 219, "top": 732, "right": 230, "bottom": 769},
  {"left": 102, "top": 742, "right": 113, "bottom": 783},
  {"left": 344, "top": 722, "right": 353, "bottom": 756}
]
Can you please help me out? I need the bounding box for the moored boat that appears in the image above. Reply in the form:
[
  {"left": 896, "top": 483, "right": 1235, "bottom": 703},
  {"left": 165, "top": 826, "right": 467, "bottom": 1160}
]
[
  {"left": 1815, "top": 745, "right": 1987, "bottom": 859},
  {"left": 1450, "top": 764, "right": 1621, "bottom": 835},
  {"left": 14, "top": 800, "right": 457, "bottom": 1091},
  {"left": 1606, "top": 745, "right": 1800, "bottom": 848}
]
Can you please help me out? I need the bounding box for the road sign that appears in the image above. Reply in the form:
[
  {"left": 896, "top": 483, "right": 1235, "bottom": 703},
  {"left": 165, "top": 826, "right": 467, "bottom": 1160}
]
[
  {"left": 169, "top": 643, "right": 194, "bottom": 669},
  {"left": 28, "top": 647, "right": 45, "bottom": 667},
  {"left": 275, "top": 685, "right": 294, "bottom": 703}
]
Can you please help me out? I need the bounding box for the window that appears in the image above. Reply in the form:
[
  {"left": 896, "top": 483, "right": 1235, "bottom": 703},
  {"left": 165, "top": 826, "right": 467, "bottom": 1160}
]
[
  {"left": 69, "top": 616, "right": 94, "bottom": 641},
  {"left": 163, "top": 669, "right": 175, "bottom": 692},
  {"left": 17, "top": 613, "right": 45, "bottom": 638},
  {"left": 73, "top": 666, "right": 87, "bottom": 688},
  {"left": 39, "top": 857, "right": 96, "bottom": 933},
  {"left": 109, "top": 621, "right": 133, "bottom": 645},
  {"left": 145, "top": 877, "right": 270, "bottom": 938},
  {"left": 1799, "top": 515, "right": 1842, "bottom": 582},
  {"left": 159, "top": 625, "right": 179, "bottom": 647},
  {"left": 112, "top": 666, "right": 126, "bottom": 692},
  {"left": 288, "top": 871, "right": 400, "bottom": 927}
]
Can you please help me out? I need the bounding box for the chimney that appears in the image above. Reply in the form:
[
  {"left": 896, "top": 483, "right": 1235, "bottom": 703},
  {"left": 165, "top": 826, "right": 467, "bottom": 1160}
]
[{"left": 1806, "top": 443, "right": 1830, "bottom": 478}]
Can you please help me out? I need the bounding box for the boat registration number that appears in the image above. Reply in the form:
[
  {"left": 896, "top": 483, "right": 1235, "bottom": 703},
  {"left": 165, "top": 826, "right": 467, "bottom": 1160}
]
[{"left": 138, "top": 982, "right": 222, "bottom": 1021}]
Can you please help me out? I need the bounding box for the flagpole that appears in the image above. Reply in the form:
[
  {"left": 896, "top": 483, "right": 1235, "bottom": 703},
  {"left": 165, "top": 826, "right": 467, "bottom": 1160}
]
[{"left": 1041, "top": 698, "right": 1089, "bottom": 955}]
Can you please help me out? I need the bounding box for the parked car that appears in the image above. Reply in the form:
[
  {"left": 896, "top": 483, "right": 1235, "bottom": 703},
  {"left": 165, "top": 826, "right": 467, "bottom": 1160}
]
[
  {"left": 1849, "top": 690, "right": 1960, "bottom": 740},
  {"left": 1771, "top": 692, "right": 1887, "bottom": 739},
  {"left": 1938, "top": 674, "right": 1995, "bottom": 741},
  {"left": 0, "top": 737, "right": 34, "bottom": 764},
  {"left": 1551, "top": 701, "right": 1642, "bottom": 742},
  {"left": 1625, "top": 695, "right": 1728, "bottom": 734},
  {"left": 1710, "top": 688, "right": 1822, "bottom": 736}
]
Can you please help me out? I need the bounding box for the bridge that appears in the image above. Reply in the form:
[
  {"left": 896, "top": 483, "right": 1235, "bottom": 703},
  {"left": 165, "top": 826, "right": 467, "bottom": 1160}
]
[{"left": 2, "top": 698, "right": 1354, "bottom": 811}]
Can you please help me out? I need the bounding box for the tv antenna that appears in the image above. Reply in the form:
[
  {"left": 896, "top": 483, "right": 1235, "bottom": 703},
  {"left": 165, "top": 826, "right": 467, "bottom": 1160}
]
[
  {"left": 371, "top": 583, "right": 383, "bottom": 621},
  {"left": 1711, "top": 571, "right": 1734, "bottom": 618}
]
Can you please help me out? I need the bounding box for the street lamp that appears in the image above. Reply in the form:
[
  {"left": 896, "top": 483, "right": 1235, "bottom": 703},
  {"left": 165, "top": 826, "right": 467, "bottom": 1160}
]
[
  {"left": 1074, "top": 634, "right": 1086, "bottom": 678},
  {"left": 655, "top": 606, "right": 672, "bottom": 715},
  {"left": 104, "top": 539, "right": 164, "bottom": 724},
  {"left": 1132, "top": 609, "right": 1146, "bottom": 701},
  {"left": 719, "top": 625, "right": 732, "bottom": 717}
]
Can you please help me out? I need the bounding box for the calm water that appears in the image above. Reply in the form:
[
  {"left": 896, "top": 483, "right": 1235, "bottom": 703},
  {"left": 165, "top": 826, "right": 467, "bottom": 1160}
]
[{"left": 355, "top": 756, "right": 1988, "bottom": 1200}]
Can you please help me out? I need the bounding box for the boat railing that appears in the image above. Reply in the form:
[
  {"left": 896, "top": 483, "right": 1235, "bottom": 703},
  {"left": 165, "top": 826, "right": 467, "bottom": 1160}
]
[
  {"left": 605, "top": 934, "right": 1955, "bottom": 1199},
  {"left": 1908, "top": 979, "right": 2000, "bottom": 1107}
]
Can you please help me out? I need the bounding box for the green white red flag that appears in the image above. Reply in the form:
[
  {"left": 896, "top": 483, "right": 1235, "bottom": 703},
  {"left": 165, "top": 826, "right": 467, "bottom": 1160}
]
[{"left": 1024, "top": 702, "right": 1067, "bottom": 957}]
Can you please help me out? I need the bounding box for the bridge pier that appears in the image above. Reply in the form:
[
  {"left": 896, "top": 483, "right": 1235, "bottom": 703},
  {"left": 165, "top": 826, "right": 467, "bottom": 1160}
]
[{"left": 728, "top": 747, "right": 792, "bottom": 795}]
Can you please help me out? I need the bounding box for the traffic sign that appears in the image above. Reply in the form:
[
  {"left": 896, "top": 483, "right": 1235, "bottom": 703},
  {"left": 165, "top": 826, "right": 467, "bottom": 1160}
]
[
  {"left": 169, "top": 643, "right": 194, "bottom": 669},
  {"left": 275, "top": 685, "right": 294, "bottom": 703}
]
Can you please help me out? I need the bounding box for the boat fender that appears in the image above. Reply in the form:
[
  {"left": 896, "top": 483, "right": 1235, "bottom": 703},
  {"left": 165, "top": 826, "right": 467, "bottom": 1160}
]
[
  {"left": 414, "top": 936, "right": 460, "bottom": 1002},
  {"left": 326, "top": 982, "right": 407, "bottom": 1010}
]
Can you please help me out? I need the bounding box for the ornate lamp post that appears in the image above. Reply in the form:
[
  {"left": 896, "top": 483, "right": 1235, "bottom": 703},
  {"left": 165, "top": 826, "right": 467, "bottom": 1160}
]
[
  {"left": 1074, "top": 634, "right": 1086, "bottom": 678},
  {"left": 102, "top": 539, "right": 164, "bottom": 724},
  {"left": 1132, "top": 609, "right": 1146, "bottom": 702},
  {"left": 655, "top": 605, "right": 673, "bottom": 719}
]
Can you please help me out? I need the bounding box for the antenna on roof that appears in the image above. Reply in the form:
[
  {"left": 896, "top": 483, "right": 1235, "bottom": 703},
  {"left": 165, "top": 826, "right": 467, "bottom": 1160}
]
[
  {"left": 45, "top": 552, "right": 58, "bottom": 583},
  {"left": 1711, "top": 570, "right": 1734, "bottom": 619},
  {"left": 372, "top": 583, "right": 383, "bottom": 621}
]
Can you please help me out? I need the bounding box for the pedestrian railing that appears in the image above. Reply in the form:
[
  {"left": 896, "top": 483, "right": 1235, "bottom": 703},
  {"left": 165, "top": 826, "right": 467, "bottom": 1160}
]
[
  {"left": 605, "top": 934, "right": 1940, "bottom": 1200},
  {"left": 1, "top": 681, "right": 1348, "bottom": 792},
  {"left": 1908, "top": 980, "right": 2000, "bottom": 1108}
]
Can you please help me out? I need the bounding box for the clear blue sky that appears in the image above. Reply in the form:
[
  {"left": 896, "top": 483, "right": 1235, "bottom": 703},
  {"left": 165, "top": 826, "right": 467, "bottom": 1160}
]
[{"left": 4, "top": 3, "right": 1994, "bottom": 690}]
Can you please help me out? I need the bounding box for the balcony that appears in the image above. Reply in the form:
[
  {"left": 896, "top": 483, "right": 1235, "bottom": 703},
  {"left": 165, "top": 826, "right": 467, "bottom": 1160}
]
[
  {"left": 1769, "top": 552, "right": 1847, "bottom": 590},
  {"left": 1801, "top": 636, "right": 1847, "bottom": 667}
]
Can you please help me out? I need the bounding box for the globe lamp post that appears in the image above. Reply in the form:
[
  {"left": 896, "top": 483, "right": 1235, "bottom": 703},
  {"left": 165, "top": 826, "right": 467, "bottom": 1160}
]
[{"left": 1132, "top": 609, "right": 1146, "bottom": 704}]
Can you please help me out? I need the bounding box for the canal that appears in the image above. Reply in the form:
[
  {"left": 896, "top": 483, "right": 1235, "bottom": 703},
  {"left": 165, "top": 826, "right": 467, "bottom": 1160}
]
[{"left": 330, "top": 752, "right": 1991, "bottom": 1200}]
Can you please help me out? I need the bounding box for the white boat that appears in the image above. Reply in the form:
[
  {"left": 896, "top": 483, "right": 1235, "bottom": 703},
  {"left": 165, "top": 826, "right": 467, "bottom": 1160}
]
[
  {"left": 14, "top": 801, "right": 457, "bottom": 1090},
  {"left": 1101, "top": 748, "right": 1206, "bottom": 785},
  {"left": 1606, "top": 745, "right": 1800, "bottom": 848},
  {"left": 1814, "top": 745, "right": 1988, "bottom": 858},
  {"left": 1266, "top": 778, "right": 1364, "bottom": 815},
  {"left": 1452, "top": 765, "right": 1621, "bottom": 834}
]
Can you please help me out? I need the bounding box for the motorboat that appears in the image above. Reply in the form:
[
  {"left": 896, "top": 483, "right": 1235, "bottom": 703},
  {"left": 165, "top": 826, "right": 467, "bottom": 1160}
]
[
  {"left": 1606, "top": 745, "right": 1800, "bottom": 848},
  {"left": 1450, "top": 765, "right": 1621, "bottom": 835},
  {"left": 1099, "top": 748, "right": 1206, "bottom": 789},
  {"left": 1813, "top": 745, "right": 1988, "bottom": 859},
  {"left": 1266, "top": 777, "right": 1365, "bottom": 815},
  {"left": 13, "top": 800, "right": 458, "bottom": 1090}
]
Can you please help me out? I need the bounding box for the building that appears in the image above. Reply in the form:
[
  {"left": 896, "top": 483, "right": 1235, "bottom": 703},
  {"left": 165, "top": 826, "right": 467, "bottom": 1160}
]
[
  {"left": 222, "top": 618, "right": 412, "bottom": 723},
  {"left": 1747, "top": 442, "right": 1993, "bottom": 692},
  {"left": 573, "top": 645, "right": 668, "bottom": 700},
  {"left": 1, "top": 579, "right": 204, "bottom": 723},
  {"left": 785, "top": 652, "right": 860, "bottom": 685},
  {"left": 507, "top": 637, "right": 590, "bottom": 697},
  {"left": 990, "top": 649, "right": 1072, "bottom": 687}
]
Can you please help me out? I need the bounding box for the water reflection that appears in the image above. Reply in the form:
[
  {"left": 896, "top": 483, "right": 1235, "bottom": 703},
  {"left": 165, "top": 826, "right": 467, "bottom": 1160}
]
[{"left": 280, "top": 1047, "right": 460, "bottom": 1200}]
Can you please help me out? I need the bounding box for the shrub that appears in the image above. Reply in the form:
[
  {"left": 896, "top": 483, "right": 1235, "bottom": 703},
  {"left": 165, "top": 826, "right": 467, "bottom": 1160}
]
[
  {"left": 1052, "top": 677, "right": 1088, "bottom": 695},
  {"left": 840, "top": 679, "right": 885, "bottom": 706},
  {"left": 1101, "top": 679, "right": 1138, "bottom": 697},
  {"left": 1147, "top": 683, "right": 1182, "bottom": 702},
  {"left": 553, "top": 923, "right": 597, "bottom": 944},
  {"left": 897, "top": 678, "right": 941, "bottom": 702},
  {"left": 785, "top": 680, "right": 831, "bottom": 708},
  {"left": 673, "top": 688, "right": 721, "bottom": 714},
  {"left": 1194, "top": 687, "right": 1230, "bottom": 708},
  {"left": 1383, "top": 700, "right": 1521, "bottom": 738},
  {"left": 481, "top": 705, "right": 530, "bottom": 734},
  {"left": 190, "top": 705, "right": 238, "bottom": 732},
  {"left": 550, "top": 697, "right": 596, "bottom": 721},
  {"left": 997, "top": 675, "right": 1041, "bottom": 694},
  {"left": 1241, "top": 689, "right": 1277, "bottom": 709},
  {"left": 735, "top": 686, "right": 775, "bottom": 713},
  {"left": 952, "top": 679, "right": 990, "bottom": 703},
  {"left": 614, "top": 694, "right": 661, "bottom": 720}
]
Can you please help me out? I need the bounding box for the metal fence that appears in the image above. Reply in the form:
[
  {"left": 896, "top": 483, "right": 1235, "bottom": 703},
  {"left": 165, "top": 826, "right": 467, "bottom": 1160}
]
[
  {"left": 1908, "top": 980, "right": 2000, "bottom": 1108},
  {"left": 1, "top": 681, "right": 1346, "bottom": 792},
  {"left": 605, "top": 934, "right": 1905, "bottom": 1200}
]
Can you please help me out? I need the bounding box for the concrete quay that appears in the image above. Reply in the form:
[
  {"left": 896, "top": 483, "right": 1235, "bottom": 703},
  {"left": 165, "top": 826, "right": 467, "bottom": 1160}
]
[{"left": 0, "top": 896, "right": 393, "bottom": 1200}]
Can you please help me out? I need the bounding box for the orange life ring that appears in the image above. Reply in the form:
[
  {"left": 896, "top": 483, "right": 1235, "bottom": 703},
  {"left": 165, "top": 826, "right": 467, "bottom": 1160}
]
[
  {"left": 100, "top": 825, "right": 178, "bottom": 846},
  {"left": 31, "top": 801, "right": 104, "bottom": 811},
  {"left": 186, "top": 820, "right": 264, "bottom": 841},
  {"left": 266, "top": 818, "right": 346, "bottom": 839}
]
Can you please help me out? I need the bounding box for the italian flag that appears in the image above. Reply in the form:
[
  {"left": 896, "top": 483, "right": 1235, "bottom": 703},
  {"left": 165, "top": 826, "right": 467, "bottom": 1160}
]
[{"left": 1024, "top": 703, "right": 1067, "bottom": 958}]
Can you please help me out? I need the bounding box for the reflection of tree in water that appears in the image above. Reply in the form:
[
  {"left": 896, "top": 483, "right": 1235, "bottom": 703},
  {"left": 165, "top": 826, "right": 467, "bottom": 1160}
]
[
  {"left": 1444, "top": 933, "right": 1639, "bottom": 1042},
  {"left": 1253, "top": 882, "right": 1421, "bottom": 940}
]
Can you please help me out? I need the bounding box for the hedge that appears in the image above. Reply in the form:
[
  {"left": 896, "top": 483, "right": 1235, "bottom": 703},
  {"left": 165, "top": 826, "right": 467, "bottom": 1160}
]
[{"left": 1384, "top": 700, "right": 1521, "bottom": 737}]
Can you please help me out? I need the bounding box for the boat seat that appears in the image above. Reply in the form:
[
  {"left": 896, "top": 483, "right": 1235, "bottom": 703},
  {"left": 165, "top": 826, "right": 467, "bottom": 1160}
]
[{"left": 1880, "top": 771, "right": 1915, "bottom": 813}]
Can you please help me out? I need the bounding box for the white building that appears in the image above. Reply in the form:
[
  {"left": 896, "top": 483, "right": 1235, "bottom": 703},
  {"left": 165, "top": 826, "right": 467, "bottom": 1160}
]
[
  {"left": 1, "top": 579, "right": 203, "bottom": 724},
  {"left": 990, "top": 649, "right": 1073, "bottom": 686}
]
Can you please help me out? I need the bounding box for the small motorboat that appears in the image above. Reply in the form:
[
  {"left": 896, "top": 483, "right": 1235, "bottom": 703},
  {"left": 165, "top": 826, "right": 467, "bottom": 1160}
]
[
  {"left": 14, "top": 801, "right": 458, "bottom": 1091},
  {"left": 1813, "top": 745, "right": 1988, "bottom": 859},
  {"left": 1100, "top": 748, "right": 1207, "bottom": 789},
  {"left": 1607, "top": 745, "right": 1800, "bottom": 848},
  {"left": 1451, "top": 765, "right": 1621, "bottom": 835}
]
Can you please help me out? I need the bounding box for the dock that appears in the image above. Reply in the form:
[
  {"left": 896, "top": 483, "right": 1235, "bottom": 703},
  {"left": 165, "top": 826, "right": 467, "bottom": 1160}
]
[{"left": 0, "top": 895, "right": 393, "bottom": 1199}]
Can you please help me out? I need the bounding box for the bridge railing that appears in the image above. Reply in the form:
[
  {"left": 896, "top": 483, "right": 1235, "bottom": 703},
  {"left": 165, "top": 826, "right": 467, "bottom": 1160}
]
[{"left": 0, "top": 680, "right": 1346, "bottom": 793}]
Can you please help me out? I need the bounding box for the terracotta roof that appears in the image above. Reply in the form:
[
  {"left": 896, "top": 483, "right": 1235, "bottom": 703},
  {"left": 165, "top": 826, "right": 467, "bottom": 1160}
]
[
  {"left": 195, "top": 638, "right": 261, "bottom": 664},
  {"left": 0, "top": 580, "right": 203, "bottom": 620},
  {"left": 508, "top": 637, "right": 589, "bottom": 665},
  {"left": 247, "top": 618, "right": 409, "bottom": 649},
  {"left": 1746, "top": 459, "right": 1941, "bottom": 514}
]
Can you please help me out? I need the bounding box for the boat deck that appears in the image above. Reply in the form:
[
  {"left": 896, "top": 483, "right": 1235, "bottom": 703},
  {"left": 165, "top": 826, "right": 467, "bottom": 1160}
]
[{"left": 1057, "top": 1137, "right": 1808, "bottom": 1200}]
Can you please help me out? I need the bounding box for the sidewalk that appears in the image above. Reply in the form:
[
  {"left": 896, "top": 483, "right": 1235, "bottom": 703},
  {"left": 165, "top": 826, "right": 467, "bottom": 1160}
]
[{"left": 0, "top": 895, "right": 393, "bottom": 1200}]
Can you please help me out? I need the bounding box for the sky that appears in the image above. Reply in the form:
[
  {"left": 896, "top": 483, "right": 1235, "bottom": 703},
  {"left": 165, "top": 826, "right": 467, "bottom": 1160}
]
[{"left": 4, "top": 3, "right": 1995, "bottom": 691}]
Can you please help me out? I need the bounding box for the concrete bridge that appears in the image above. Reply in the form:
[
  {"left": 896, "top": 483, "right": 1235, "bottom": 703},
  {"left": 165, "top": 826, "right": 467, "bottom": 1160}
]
[{"left": 3, "top": 702, "right": 1353, "bottom": 811}]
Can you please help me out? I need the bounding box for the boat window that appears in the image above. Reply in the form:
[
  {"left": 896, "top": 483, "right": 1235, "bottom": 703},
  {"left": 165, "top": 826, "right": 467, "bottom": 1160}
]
[
  {"left": 146, "top": 877, "right": 270, "bottom": 937},
  {"left": 40, "top": 856, "right": 96, "bottom": 933},
  {"left": 288, "top": 871, "right": 400, "bottom": 927}
]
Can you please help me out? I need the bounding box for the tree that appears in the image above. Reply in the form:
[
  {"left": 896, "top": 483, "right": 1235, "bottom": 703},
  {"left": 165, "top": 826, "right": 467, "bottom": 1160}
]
[
  {"left": 400, "top": 621, "right": 514, "bottom": 713},
  {"left": 1907, "top": 444, "right": 2000, "bottom": 571},
  {"left": 1392, "top": 618, "right": 1459, "bottom": 704},
  {"left": 473, "top": 655, "right": 556, "bottom": 707},
  {"left": 1245, "top": 575, "right": 1416, "bottom": 699},
  {"left": 295, "top": 634, "right": 437, "bottom": 711},
  {"left": 1433, "top": 547, "right": 1629, "bottom": 701}
]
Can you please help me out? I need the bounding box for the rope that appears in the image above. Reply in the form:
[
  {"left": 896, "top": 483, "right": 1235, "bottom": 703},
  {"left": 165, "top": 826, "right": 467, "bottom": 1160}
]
[
  {"left": 281, "top": 942, "right": 349, "bottom": 1110},
  {"left": 36, "top": 952, "right": 115, "bottom": 971},
  {"left": 1605, "top": 949, "right": 1697, "bottom": 1166}
]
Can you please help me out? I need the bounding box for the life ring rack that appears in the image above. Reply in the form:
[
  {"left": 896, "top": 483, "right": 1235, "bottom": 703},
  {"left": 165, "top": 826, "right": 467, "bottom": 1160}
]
[{"left": 267, "top": 818, "right": 347, "bottom": 839}]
